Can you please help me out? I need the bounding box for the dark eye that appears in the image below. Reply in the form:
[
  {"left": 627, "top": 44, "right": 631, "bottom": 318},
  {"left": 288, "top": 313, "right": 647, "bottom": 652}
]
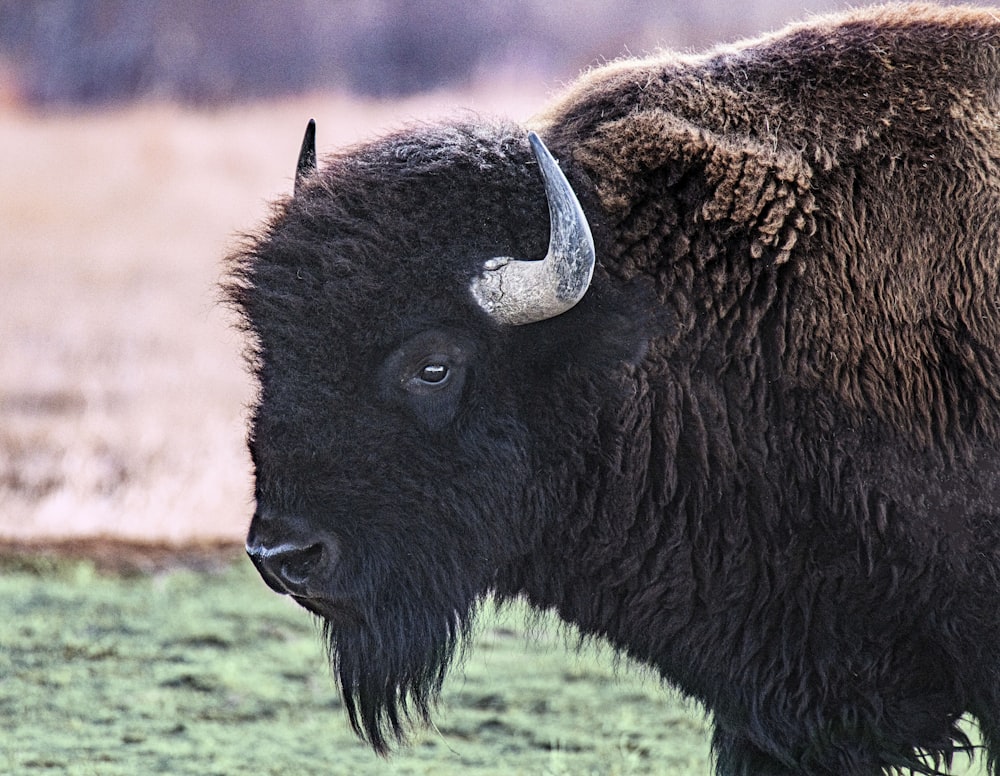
[
  {"left": 380, "top": 332, "right": 473, "bottom": 414},
  {"left": 417, "top": 363, "right": 449, "bottom": 385}
]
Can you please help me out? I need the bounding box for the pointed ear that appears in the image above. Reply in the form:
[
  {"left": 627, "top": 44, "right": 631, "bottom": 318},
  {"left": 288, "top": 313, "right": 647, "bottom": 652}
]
[{"left": 575, "top": 110, "right": 816, "bottom": 266}]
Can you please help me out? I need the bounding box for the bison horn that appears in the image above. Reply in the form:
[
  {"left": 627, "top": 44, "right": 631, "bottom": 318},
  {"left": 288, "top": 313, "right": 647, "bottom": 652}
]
[
  {"left": 470, "top": 132, "right": 595, "bottom": 325},
  {"left": 294, "top": 118, "right": 317, "bottom": 195}
]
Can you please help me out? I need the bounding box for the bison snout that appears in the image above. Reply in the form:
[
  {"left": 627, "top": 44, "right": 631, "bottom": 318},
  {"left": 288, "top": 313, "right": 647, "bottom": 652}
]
[
  {"left": 246, "top": 539, "right": 333, "bottom": 597},
  {"left": 246, "top": 506, "right": 340, "bottom": 597}
]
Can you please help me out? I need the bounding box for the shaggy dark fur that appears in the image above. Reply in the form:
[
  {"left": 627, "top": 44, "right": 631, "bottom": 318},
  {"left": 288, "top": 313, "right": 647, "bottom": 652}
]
[{"left": 226, "top": 4, "right": 1000, "bottom": 774}]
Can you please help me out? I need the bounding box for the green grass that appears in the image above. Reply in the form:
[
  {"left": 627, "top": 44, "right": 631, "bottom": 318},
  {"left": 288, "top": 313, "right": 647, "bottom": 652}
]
[
  {"left": 0, "top": 557, "right": 988, "bottom": 775},
  {"left": 0, "top": 556, "right": 709, "bottom": 775}
]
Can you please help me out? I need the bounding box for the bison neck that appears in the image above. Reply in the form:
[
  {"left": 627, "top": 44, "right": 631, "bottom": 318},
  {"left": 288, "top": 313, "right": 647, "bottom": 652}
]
[
  {"left": 495, "top": 347, "right": 786, "bottom": 707},
  {"left": 494, "top": 330, "right": 998, "bottom": 731}
]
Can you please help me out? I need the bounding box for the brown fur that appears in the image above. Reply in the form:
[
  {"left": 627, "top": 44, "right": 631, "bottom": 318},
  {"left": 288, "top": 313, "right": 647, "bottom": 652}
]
[
  {"left": 231, "top": 5, "right": 1000, "bottom": 773},
  {"left": 540, "top": 3, "right": 1000, "bottom": 450}
]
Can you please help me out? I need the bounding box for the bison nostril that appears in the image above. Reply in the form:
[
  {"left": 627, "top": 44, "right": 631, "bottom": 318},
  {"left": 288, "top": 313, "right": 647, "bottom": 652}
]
[
  {"left": 247, "top": 541, "right": 328, "bottom": 596},
  {"left": 278, "top": 542, "right": 324, "bottom": 586}
]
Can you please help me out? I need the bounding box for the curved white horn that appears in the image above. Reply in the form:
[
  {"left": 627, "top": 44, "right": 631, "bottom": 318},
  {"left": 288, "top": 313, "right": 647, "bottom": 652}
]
[{"left": 470, "top": 132, "right": 595, "bottom": 325}]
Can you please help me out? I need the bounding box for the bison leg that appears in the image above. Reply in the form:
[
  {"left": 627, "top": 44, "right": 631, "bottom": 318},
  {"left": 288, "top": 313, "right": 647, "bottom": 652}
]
[
  {"left": 710, "top": 726, "right": 884, "bottom": 776},
  {"left": 971, "top": 702, "right": 1000, "bottom": 776},
  {"left": 711, "top": 728, "right": 800, "bottom": 776}
]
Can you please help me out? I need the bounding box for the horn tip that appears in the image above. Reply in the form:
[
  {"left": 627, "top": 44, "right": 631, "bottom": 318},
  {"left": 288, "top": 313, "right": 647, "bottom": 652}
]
[{"left": 294, "top": 118, "right": 318, "bottom": 195}]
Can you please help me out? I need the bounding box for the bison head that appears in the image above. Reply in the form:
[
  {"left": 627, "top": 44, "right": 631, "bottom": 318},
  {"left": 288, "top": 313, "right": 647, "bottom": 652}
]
[{"left": 226, "top": 119, "right": 654, "bottom": 752}]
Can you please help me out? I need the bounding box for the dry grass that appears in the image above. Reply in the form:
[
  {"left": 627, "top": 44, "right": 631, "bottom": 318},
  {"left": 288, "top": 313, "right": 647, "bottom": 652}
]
[{"left": 0, "top": 84, "right": 550, "bottom": 544}]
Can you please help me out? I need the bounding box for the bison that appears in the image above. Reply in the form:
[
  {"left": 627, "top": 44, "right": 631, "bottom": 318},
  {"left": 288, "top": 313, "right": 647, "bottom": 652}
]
[{"left": 226, "top": 4, "right": 1000, "bottom": 774}]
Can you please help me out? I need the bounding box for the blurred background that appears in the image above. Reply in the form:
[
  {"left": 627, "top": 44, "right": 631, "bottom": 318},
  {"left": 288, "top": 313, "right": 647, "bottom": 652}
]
[
  {"left": 0, "top": 0, "right": 860, "bottom": 107},
  {"left": 0, "top": 0, "right": 859, "bottom": 549}
]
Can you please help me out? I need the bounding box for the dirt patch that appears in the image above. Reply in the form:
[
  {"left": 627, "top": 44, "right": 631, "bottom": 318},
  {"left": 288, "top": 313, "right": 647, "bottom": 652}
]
[{"left": 0, "top": 537, "right": 244, "bottom": 575}]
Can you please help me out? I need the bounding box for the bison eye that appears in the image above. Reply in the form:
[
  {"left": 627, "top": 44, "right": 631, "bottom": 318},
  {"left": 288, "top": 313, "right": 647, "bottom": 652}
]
[
  {"left": 380, "top": 330, "right": 474, "bottom": 428},
  {"left": 417, "top": 363, "right": 449, "bottom": 385}
]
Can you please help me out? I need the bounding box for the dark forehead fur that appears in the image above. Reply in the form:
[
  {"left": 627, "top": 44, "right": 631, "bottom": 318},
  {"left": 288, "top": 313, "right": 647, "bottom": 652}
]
[{"left": 228, "top": 121, "right": 552, "bottom": 363}]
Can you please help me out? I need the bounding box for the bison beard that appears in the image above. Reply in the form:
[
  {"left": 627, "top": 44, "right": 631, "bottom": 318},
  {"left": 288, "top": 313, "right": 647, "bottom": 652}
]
[{"left": 320, "top": 601, "right": 472, "bottom": 755}]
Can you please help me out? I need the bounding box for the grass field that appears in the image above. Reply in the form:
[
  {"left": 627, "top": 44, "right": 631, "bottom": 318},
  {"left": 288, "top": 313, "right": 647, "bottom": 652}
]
[
  {"left": 1, "top": 552, "right": 990, "bottom": 776},
  {"left": 1, "top": 553, "right": 715, "bottom": 776}
]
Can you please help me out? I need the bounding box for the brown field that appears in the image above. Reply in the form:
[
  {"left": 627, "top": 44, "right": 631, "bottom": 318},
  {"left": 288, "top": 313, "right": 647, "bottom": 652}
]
[{"left": 0, "top": 85, "right": 550, "bottom": 549}]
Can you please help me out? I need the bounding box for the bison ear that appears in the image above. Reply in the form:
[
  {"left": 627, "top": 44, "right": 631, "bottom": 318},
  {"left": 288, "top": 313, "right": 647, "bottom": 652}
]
[{"left": 294, "top": 118, "right": 317, "bottom": 195}]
